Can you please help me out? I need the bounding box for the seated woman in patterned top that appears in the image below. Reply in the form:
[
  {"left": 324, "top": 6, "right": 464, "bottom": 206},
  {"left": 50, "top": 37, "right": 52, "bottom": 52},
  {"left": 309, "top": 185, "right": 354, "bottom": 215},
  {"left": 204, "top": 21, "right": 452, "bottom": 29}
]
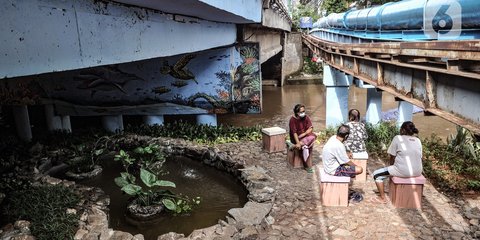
[{"left": 344, "top": 109, "right": 368, "bottom": 156}]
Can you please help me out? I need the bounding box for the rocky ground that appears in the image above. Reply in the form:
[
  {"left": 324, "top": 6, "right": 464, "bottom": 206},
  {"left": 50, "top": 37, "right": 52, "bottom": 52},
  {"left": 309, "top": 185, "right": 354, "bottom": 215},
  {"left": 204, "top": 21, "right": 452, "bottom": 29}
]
[{"left": 216, "top": 141, "right": 480, "bottom": 240}]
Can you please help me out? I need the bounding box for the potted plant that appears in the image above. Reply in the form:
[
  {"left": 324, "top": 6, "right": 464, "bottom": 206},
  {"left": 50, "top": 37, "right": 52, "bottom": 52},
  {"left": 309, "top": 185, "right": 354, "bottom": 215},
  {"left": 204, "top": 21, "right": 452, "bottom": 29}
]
[{"left": 65, "top": 136, "right": 111, "bottom": 180}]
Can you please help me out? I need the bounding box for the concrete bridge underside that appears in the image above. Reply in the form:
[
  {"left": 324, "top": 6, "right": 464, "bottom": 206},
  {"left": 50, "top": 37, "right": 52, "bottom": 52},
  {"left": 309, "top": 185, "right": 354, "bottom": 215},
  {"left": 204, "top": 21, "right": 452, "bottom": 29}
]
[{"left": 303, "top": 34, "right": 480, "bottom": 135}]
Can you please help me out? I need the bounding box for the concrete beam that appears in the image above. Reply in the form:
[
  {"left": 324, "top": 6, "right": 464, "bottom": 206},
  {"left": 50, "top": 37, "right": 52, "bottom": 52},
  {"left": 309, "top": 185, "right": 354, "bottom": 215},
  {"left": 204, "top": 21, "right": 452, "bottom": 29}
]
[
  {"left": 113, "top": 0, "right": 262, "bottom": 23},
  {"left": 1, "top": 0, "right": 236, "bottom": 79}
]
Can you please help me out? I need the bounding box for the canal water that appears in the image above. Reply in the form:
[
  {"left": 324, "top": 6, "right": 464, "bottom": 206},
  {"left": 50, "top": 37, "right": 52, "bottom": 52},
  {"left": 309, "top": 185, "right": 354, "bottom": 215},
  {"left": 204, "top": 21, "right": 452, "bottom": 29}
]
[
  {"left": 80, "top": 156, "right": 248, "bottom": 240},
  {"left": 218, "top": 85, "right": 456, "bottom": 141}
]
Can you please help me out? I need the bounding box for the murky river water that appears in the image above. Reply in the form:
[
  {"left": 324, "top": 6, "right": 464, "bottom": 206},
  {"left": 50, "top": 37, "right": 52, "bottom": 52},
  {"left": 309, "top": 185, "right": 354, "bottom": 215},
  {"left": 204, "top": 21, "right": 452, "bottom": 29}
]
[{"left": 218, "top": 85, "right": 457, "bottom": 141}]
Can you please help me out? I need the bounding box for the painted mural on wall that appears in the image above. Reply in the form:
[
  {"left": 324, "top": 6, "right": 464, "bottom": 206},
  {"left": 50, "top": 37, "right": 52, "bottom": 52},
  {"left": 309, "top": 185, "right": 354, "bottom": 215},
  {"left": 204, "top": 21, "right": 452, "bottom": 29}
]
[{"left": 0, "top": 44, "right": 262, "bottom": 115}]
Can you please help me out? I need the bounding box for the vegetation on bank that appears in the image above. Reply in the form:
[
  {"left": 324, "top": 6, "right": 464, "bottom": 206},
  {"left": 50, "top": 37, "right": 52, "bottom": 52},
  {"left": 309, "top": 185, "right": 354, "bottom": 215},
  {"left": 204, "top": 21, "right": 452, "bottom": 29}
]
[
  {"left": 317, "top": 122, "right": 480, "bottom": 192},
  {"left": 124, "top": 121, "right": 262, "bottom": 145},
  {"left": 2, "top": 185, "right": 80, "bottom": 240}
]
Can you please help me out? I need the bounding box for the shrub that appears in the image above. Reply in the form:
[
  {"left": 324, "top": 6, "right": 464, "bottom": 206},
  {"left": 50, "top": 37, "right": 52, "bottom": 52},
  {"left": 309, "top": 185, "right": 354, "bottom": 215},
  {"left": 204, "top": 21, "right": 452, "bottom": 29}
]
[{"left": 124, "top": 121, "right": 261, "bottom": 145}]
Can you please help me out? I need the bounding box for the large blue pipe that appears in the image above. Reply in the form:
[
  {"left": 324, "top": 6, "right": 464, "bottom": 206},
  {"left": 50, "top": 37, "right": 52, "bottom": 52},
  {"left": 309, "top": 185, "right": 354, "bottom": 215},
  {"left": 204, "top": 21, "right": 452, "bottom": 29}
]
[{"left": 314, "top": 0, "right": 480, "bottom": 31}]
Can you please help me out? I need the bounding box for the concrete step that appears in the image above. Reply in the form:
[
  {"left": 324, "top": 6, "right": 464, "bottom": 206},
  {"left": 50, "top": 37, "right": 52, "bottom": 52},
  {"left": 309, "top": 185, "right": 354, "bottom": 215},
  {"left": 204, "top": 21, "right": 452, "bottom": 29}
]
[{"left": 286, "top": 74, "right": 322, "bottom": 85}]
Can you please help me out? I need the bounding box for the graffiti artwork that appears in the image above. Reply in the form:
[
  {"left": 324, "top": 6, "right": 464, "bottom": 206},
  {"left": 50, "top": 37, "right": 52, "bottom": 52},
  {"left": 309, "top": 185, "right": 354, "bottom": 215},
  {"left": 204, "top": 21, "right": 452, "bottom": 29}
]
[{"left": 0, "top": 44, "right": 262, "bottom": 115}]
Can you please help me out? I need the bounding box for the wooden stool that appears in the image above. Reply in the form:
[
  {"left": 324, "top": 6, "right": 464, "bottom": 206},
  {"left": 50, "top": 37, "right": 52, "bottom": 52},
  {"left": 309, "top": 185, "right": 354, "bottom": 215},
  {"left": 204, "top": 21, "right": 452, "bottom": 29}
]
[
  {"left": 287, "top": 147, "right": 312, "bottom": 168},
  {"left": 261, "top": 127, "right": 286, "bottom": 153},
  {"left": 351, "top": 151, "right": 368, "bottom": 182},
  {"left": 389, "top": 175, "right": 426, "bottom": 209},
  {"left": 317, "top": 166, "right": 351, "bottom": 206}
]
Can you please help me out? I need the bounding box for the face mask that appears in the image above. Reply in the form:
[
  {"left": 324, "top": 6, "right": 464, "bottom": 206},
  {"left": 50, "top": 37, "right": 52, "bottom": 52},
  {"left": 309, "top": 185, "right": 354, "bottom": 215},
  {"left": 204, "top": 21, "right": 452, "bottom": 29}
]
[{"left": 299, "top": 112, "right": 306, "bottom": 118}]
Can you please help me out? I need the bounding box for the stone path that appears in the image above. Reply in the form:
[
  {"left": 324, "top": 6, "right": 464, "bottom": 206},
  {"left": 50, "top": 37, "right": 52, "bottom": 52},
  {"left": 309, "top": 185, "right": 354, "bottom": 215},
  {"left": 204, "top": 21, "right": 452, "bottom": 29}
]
[{"left": 216, "top": 141, "right": 480, "bottom": 240}]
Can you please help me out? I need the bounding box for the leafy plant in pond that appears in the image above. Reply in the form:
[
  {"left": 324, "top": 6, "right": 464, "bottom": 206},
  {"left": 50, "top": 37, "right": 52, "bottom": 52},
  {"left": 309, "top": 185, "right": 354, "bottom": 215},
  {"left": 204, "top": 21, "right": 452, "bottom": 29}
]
[
  {"left": 132, "top": 144, "right": 166, "bottom": 175},
  {"left": 67, "top": 136, "right": 112, "bottom": 173},
  {"left": 114, "top": 148, "right": 199, "bottom": 214},
  {"left": 2, "top": 185, "right": 80, "bottom": 240}
]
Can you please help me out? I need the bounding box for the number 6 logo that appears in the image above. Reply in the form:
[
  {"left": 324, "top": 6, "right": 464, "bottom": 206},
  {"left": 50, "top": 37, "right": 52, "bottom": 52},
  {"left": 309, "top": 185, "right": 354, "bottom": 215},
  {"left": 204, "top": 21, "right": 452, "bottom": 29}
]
[{"left": 424, "top": 0, "right": 462, "bottom": 40}]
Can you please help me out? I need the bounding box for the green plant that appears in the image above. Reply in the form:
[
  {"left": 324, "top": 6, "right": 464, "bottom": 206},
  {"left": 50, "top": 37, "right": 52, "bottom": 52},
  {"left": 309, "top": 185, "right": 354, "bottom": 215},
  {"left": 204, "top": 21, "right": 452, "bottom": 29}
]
[
  {"left": 124, "top": 121, "right": 262, "bottom": 145},
  {"left": 321, "top": 0, "right": 348, "bottom": 15},
  {"left": 114, "top": 148, "right": 199, "bottom": 214},
  {"left": 240, "top": 47, "right": 258, "bottom": 59},
  {"left": 447, "top": 126, "right": 480, "bottom": 164},
  {"left": 132, "top": 144, "right": 166, "bottom": 174},
  {"left": 303, "top": 57, "right": 322, "bottom": 74},
  {"left": 316, "top": 126, "right": 337, "bottom": 143},
  {"left": 291, "top": 3, "right": 321, "bottom": 31},
  {"left": 365, "top": 121, "right": 398, "bottom": 153},
  {"left": 3, "top": 185, "right": 80, "bottom": 240}
]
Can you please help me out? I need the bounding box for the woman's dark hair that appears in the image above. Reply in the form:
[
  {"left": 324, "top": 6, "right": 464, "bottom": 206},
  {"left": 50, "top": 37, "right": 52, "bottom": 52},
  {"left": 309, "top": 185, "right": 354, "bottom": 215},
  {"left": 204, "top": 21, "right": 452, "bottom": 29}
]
[
  {"left": 293, "top": 104, "right": 305, "bottom": 116},
  {"left": 348, "top": 109, "right": 360, "bottom": 122},
  {"left": 400, "top": 121, "right": 419, "bottom": 135},
  {"left": 337, "top": 124, "right": 350, "bottom": 138}
]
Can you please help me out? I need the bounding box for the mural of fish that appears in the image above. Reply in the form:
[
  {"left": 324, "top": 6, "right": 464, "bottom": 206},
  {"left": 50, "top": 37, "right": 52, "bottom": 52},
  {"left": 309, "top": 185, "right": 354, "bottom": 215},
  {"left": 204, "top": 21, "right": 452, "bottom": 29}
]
[
  {"left": 74, "top": 65, "right": 143, "bottom": 97},
  {"left": 151, "top": 86, "right": 171, "bottom": 94},
  {"left": 160, "top": 54, "right": 198, "bottom": 84},
  {"left": 171, "top": 81, "right": 188, "bottom": 88}
]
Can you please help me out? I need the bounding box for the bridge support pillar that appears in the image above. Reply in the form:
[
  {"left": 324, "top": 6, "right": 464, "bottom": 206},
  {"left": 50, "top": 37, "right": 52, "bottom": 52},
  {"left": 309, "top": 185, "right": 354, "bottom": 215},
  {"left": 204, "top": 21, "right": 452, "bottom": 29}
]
[
  {"left": 326, "top": 87, "right": 349, "bottom": 127},
  {"left": 102, "top": 115, "right": 124, "bottom": 133},
  {"left": 143, "top": 115, "right": 164, "bottom": 126},
  {"left": 196, "top": 114, "right": 217, "bottom": 126},
  {"left": 44, "top": 104, "right": 71, "bottom": 132},
  {"left": 366, "top": 88, "right": 383, "bottom": 124},
  {"left": 323, "top": 64, "right": 351, "bottom": 127},
  {"left": 397, "top": 100, "right": 413, "bottom": 127},
  {"left": 13, "top": 105, "right": 32, "bottom": 142}
]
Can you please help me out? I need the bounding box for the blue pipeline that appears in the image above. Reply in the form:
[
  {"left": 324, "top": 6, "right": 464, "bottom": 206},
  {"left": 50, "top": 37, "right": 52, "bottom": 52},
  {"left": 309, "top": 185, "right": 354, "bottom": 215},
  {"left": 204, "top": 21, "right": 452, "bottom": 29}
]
[{"left": 313, "top": 0, "right": 480, "bottom": 31}]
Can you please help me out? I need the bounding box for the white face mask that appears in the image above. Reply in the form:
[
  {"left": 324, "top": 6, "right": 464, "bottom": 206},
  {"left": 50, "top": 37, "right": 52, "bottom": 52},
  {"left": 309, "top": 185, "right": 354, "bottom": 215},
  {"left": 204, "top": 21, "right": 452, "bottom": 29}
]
[{"left": 298, "top": 112, "right": 306, "bottom": 118}]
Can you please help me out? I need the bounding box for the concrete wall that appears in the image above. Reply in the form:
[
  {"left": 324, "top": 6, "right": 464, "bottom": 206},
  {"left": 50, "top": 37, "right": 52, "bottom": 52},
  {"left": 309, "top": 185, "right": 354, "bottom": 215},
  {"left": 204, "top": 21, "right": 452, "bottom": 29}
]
[
  {"left": 0, "top": 0, "right": 236, "bottom": 79},
  {"left": 281, "top": 32, "right": 303, "bottom": 86},
  {"left": 262, "top": 8, "right": 291, "bottom": 32},
  {"left": 244, "top": 27, "right": 282, "bottom": 64}
]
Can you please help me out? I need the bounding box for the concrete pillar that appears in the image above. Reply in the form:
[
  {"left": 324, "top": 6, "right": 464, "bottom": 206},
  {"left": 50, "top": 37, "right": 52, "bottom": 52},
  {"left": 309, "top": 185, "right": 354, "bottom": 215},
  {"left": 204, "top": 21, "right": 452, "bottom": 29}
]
[
  {"left": 366, "top": 88, "right": 383, "bottom": 124},
  {"left": 102, "top": 115, "right": 124, "bottom": 133},
  {"left": 326, "top": 87, "right": 349, "bottom": 127},
  {"left": 196, "top": 114, "right": 217, "bottom": 126},
  {"left": 323, "top": 64, "right": 351, "bottom": 127},
  {"left": 45, "top": 104, "right": 71, "bottom": 132},
  {"left": 397, "top": 100, "right": 413, "bottom": 127},
  {"left": 143, "top": 115, "right": 164, "bottom": 126},
  {"left": 12, "top": 105, "right": 32, "bottom": 141},
  {"left": 44, "top": 104, "right": 62, "bottom": 131},
  {"left": 61, "top": 116, "right": 72, "bottom": 132}
]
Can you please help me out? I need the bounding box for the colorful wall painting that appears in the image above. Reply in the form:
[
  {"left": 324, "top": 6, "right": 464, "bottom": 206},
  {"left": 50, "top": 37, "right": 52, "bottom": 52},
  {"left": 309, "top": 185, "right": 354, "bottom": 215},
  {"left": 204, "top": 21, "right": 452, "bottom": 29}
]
[{"left": 0, "top": 43, "right": 262, "bottom": 115}]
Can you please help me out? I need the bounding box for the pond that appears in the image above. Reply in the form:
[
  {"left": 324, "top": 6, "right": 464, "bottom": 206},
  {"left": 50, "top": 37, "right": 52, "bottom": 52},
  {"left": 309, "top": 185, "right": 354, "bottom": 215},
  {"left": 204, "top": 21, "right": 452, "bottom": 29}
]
[{"left": 80, "top": 155, "right": 248, "bottom": 240}]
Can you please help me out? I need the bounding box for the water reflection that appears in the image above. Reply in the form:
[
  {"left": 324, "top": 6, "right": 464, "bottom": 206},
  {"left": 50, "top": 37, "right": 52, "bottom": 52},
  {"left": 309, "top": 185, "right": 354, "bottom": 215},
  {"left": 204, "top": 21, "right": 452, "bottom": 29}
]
[
  {"left": 80, "top": 156, "right": 248, "bottom": 240},
  {"left": 218, "top": 85, "right": 456, "bottom": 140}
]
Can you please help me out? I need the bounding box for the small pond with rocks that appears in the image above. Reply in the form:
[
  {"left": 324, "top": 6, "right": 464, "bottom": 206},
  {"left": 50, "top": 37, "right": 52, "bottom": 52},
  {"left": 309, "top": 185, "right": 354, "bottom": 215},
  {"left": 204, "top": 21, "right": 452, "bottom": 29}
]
[{"left": 79, "top": 154, "right": 248, "bottom": 239}]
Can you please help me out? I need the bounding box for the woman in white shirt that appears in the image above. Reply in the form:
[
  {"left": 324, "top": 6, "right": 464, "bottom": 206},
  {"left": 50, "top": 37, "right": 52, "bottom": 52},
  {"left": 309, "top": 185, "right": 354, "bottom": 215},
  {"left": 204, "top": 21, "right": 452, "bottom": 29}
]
[{"left": 371, "top": 121, "right": 422, "bottom": 204}]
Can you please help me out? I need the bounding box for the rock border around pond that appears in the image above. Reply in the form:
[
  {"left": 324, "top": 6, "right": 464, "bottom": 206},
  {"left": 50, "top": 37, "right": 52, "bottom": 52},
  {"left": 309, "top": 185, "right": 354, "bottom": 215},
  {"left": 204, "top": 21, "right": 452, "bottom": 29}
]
[{"left": 1, "top": 136, "right": 277, "bottom": 240}]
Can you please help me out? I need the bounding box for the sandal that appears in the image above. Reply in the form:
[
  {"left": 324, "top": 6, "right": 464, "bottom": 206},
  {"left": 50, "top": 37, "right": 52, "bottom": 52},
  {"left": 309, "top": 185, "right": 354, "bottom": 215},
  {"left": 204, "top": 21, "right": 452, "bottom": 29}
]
[
  {"left": 306, "top": 168, "right": 314, "bottom": 173},
  {"left": 369, "top": 196, "right": 388, "bottom": 204}
]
